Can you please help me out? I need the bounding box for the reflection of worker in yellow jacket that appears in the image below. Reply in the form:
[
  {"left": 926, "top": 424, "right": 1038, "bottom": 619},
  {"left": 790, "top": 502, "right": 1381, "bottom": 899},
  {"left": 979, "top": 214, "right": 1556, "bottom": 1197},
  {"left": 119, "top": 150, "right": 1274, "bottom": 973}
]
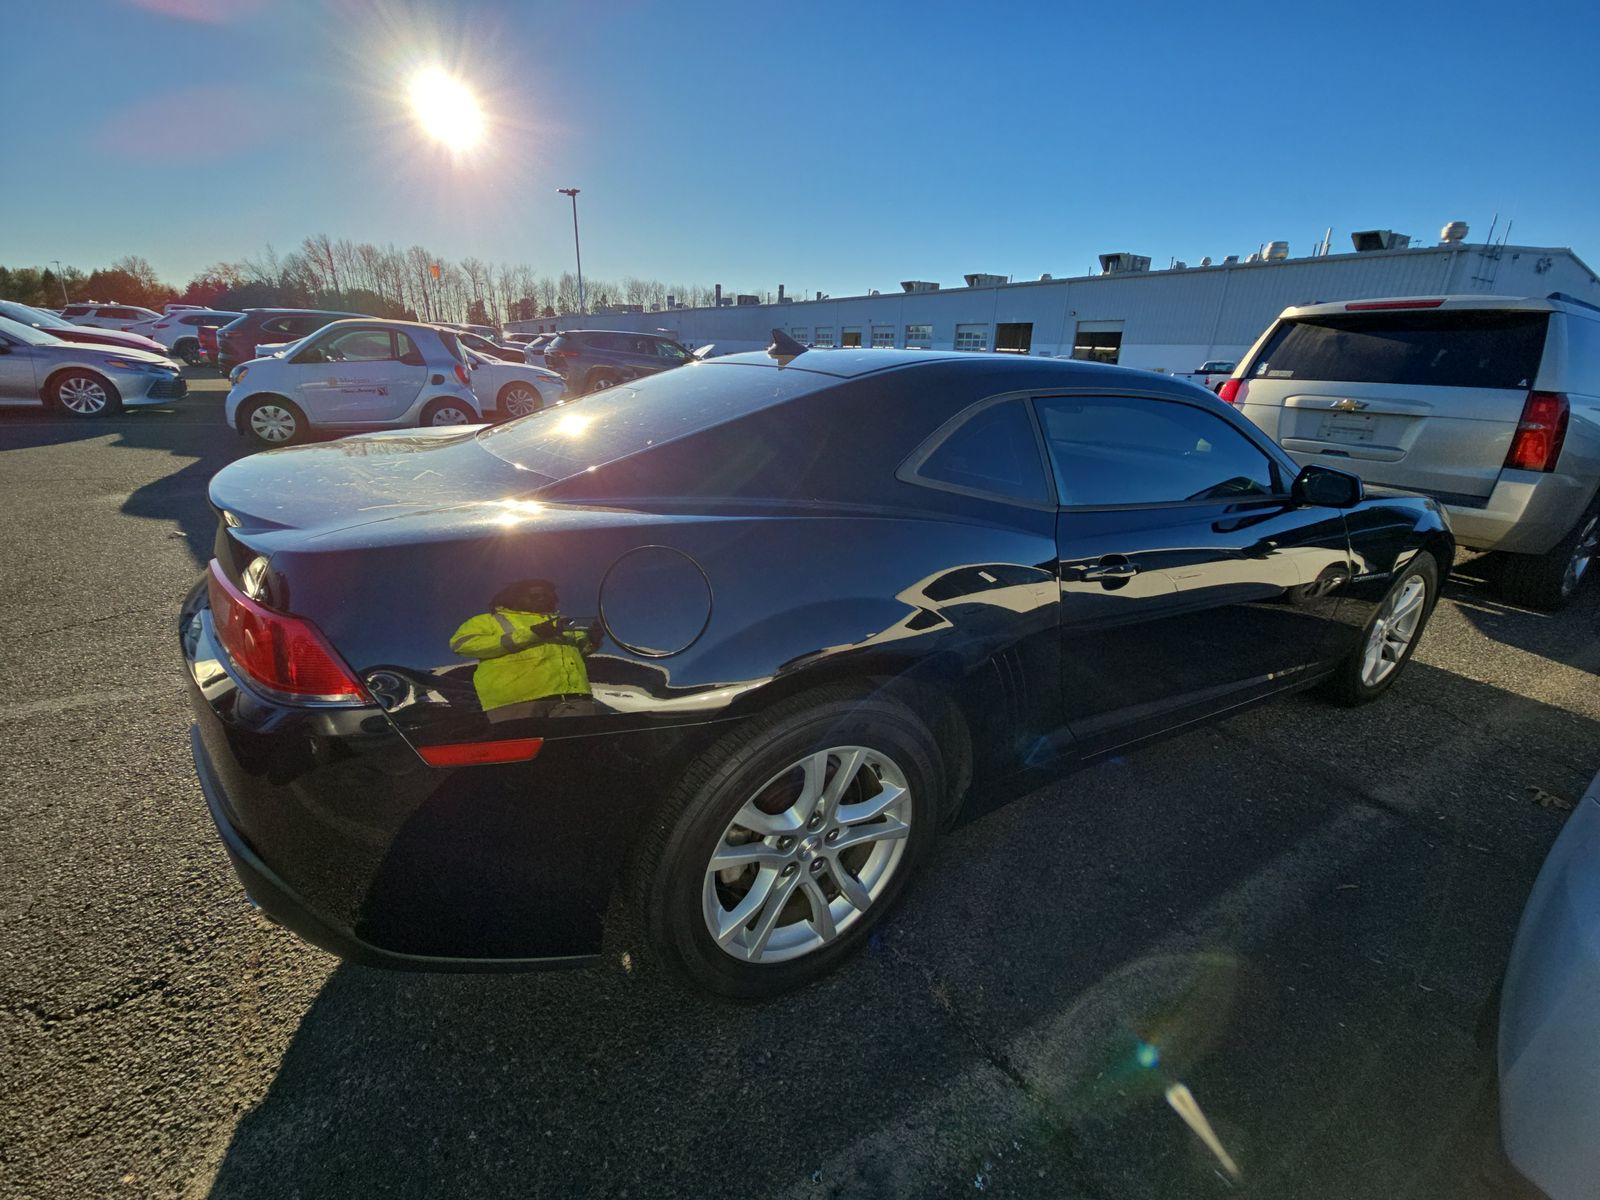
[{"left": 449, "top": 580, "right": 602, "bottom": 718}]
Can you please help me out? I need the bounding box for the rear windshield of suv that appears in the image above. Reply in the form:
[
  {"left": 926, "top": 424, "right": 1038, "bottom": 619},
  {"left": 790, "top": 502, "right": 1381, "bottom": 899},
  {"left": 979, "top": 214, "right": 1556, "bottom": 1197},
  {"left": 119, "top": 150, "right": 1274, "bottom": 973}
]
[
  {"left": 477, "top": 361, "right": 824, "bottom": 482},
  {"left": 1249, "top": 309, "right": 1549, "bottom": 390}
]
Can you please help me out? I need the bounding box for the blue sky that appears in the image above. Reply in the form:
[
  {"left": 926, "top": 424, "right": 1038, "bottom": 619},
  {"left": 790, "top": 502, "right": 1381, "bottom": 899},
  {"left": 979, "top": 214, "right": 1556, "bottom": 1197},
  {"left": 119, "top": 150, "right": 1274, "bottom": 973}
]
[{"left": 7, "top": 0, "right": 1599, "bottom": 294}]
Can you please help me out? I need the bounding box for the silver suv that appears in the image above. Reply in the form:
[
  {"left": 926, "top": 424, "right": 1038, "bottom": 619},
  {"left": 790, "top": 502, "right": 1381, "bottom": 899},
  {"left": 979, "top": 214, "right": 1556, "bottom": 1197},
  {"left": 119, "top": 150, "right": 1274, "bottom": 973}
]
[{"left": 1228, "top": 294, "right": 1600, "bottom": 609}]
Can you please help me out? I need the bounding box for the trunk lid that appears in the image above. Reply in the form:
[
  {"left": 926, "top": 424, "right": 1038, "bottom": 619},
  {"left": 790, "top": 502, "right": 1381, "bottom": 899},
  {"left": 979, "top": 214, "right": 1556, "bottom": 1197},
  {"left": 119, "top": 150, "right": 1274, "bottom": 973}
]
[
  {"left": 207, "top": 427, "right": 544, "bottom": 537},
  {"left": 1240, "top": 307, "right": 1550, "bottom": 500}
]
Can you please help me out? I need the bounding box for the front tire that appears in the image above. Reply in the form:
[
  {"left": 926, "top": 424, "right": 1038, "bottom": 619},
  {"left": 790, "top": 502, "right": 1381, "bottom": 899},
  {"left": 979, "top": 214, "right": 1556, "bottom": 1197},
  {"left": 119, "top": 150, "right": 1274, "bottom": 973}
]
[
  {"left": 47, "top": 370, "right": 122, "bottom": 417},
  {"left": 1321, "top": 550, "right": 1439, "bottom": 706},
  {"left": 635, "top": 687, "right": 942, "bottom": 999},
  {"left": 584, "top": 369, "right": 621, "bottom": 394},
  {"left": 241, "top": 396, "right": 306, "bottom": 447},
  {"left": 421, "top": 397, "right": 476, "bottom": 427},
  {"left": 1494, "top": 504, "right": 1599, "bottom": 612}
]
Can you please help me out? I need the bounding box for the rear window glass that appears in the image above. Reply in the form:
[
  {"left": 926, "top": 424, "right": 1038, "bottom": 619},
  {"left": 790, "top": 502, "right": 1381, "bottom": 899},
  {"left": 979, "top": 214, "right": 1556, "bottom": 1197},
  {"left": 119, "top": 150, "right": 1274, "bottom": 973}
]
[
  {"left": 911, "top": 400, "right": 1050, "bottom": 504},
  {"left": 1250, "top": 310, "right": 1548, "bottom": 390},
  {"left": 477, "top": 362, "right": 825, "bottom": 483}
]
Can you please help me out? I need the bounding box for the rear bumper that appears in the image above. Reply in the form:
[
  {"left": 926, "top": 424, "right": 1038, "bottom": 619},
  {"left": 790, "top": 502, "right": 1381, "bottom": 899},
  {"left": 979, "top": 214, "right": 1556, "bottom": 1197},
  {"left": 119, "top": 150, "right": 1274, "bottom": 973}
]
[
  {"left": 1443, "top": 470, "right": 1594, "bottom": 555},
  {"left": 1499, "top": 772, "right": 1600, "bottom": 1200},
  {"left": 190, "top": 726, "right": 595, "bottom": 972},
  {"left": 179, "top": 580, "right": 619, "bottom": 970}
]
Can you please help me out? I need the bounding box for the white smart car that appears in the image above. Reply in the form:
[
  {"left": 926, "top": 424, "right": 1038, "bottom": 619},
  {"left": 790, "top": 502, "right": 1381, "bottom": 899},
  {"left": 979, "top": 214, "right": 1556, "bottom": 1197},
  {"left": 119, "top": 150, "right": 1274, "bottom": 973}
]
[
  {"left": 224, "top": 319, "right": 481, "bottom": 447},
  {"left": 462, "top": 347, "right": 565, "bottom": 418}
]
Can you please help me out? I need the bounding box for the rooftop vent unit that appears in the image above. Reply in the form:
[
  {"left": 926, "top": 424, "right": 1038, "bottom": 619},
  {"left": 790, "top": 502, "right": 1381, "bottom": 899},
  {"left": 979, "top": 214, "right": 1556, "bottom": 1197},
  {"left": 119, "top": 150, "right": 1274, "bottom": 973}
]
[
  {"left": 1039, "top": 273, "right": 1053, "bottom": 281},
  {"left": 666, "top": 294, "right": 676, "bottom": 308},
  {"left": 1098, "top": 253, "right": 1151, "bottom": 274},
  {"left": 1171, "top": 260, "right": 1188, "bottom": 270},
  {"left": 1199, "top": 256, "right": 1213, "bottom": 267},
  {"left": 1351, "top": 229, "right": 1411, "bottom": 253},
  {"left": 1440, "top": 220, "right": 1469, "bottom": 244},
  {"left": 963, "top": 273, "right": 1007, "bottom": 288},
  {"left": 900, "top": 280, "right": 940, "bottom": 293},
  {"left": 1223, "top": 255, "right": 1239, "bottom": 265},
  {"left": 735, "top": 294, "right": 759, "bottom": 306},
  {"left": 1265, "top": 241, "right": 1289, "bottom": 260}
]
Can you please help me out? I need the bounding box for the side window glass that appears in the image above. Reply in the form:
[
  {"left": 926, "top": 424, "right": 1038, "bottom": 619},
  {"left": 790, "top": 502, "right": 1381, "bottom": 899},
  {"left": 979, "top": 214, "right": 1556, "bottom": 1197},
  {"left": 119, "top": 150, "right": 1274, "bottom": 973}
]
[
  {"left": 325, "top": 329, "right": 395, "bottom": 362},
  {"left": 395, "top": 333, "right": 425, "bottom": 366},
  {"left": 909, "top": 399, "right": 1050, "bottom": 504},
  {"left": 656, "top": 340, "right": 686, "bottom": 360},
  {"left": 1034, "top": 395, "right": 1279, "bottom": 506}
]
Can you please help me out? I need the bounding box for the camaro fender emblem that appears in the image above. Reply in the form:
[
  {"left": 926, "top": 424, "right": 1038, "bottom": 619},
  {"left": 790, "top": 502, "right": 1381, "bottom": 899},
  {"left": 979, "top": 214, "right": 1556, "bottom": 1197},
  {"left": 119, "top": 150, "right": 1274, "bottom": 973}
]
[{"left": 1329, "top": 398, "right": 1369, "bottom": 412}]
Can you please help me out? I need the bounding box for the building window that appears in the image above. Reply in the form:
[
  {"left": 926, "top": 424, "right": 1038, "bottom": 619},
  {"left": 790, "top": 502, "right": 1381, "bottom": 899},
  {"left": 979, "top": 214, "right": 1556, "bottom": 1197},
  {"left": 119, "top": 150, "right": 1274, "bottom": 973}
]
[
  {"left": 1072, "top": 328, "right": 1123, "bottom": 364},
  {"left": 871, "top": 325, "right": 895, "bottom": 348},
  {"left": 790, "top": 328, "right": 808, "bottom": 342},
  {"left": 954, "top": 323, "right": 989, "bottom": 352},
  {"left": 814, "top": 327, "right": 835, "bottom": 347},
  {"left": 995, "top": 322, "right": 1033, "bottom": 354},
  {"left": 905, "top": 323, "right": 933, "bottom": 349},
  {"left": 841, "top": 328, "right": 862, "bottom": 348}
]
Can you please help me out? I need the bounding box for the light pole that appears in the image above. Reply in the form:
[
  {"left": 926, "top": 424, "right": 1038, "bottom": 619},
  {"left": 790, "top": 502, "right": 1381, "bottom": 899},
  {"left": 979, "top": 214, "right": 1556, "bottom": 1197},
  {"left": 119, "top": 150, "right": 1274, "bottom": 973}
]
[
  {"left": 50, "top": 260, "right": 68, "bottom": 306},
  {"left": 557, "top": 187, "right": 584, "bottom": 314}
]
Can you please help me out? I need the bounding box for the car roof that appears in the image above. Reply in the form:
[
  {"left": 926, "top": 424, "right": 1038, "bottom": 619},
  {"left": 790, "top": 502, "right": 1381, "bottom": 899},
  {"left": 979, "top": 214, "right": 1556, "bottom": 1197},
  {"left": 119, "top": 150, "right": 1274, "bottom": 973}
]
[
  {"left": 695, "top": 346, "right": 1188, "bottom": 384},
  {"left": 560, "top": 328, "right": 675, "bottom": 338}
]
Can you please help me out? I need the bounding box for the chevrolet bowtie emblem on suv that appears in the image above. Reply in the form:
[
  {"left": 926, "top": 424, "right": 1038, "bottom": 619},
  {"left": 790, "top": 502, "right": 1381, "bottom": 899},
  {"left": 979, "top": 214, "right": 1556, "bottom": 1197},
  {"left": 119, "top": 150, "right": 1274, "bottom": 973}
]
[{"left": 1329, "top": 398, "right": 1370, "bottom": 412}]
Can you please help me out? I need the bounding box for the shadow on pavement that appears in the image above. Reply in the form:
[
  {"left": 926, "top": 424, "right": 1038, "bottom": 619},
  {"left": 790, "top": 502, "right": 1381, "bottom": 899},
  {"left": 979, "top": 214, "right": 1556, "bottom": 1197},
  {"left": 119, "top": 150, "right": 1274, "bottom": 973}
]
[
  {"left": 203, "top": 662, "right": 1598, "bottom": 1200},
  {"left": 1441, "top": 553, "right": 1600, "bottom": 674}
]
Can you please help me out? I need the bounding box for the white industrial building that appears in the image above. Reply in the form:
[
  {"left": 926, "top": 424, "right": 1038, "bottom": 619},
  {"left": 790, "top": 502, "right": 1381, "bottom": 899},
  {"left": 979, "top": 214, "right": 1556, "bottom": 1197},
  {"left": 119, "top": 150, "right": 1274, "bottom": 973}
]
[{"left": 507, "top": 226, "right": 1600, "bottom": 374}]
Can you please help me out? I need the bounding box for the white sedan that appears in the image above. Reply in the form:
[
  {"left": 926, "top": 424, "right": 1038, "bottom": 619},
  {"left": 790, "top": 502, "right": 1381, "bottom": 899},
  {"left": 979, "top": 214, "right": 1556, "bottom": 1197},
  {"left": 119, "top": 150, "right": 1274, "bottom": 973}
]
[{"left": 463, "top": 349, "right": 565, "bottom": 418}]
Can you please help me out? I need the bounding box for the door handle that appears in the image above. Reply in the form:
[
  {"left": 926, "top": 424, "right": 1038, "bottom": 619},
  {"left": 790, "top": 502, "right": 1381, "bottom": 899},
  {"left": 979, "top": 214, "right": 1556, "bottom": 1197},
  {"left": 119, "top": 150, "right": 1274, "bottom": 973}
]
[{"left": 1081, "top": 561, "right": 1139, "bottom": 581}]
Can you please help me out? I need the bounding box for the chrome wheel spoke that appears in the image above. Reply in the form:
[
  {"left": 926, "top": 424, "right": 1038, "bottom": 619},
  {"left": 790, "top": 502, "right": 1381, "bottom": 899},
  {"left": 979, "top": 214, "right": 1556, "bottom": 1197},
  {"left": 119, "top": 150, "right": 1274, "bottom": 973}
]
[
  {"left": 832, "top": 814, "right": 910, "bottom": 853},
  {"left": 835, "top": 779, "right": 905, "bottom": 826},
  {"left": 712, "top": 867, "right": 777, "bottom": 946},
  {"left": 745, "top": 869, "right": 803, "bottom": 959},
  {"left": 826, "top": 858, "right": 873, "bottom": 912},
  {"left": 708, "top": 839, "right": 788, "bottom": 872},
  {"left": 801, "top": 878, "right": 837, "bottom": 941},
  {"left": 733, "top": 798, "right": 803, "bottom": 837}
]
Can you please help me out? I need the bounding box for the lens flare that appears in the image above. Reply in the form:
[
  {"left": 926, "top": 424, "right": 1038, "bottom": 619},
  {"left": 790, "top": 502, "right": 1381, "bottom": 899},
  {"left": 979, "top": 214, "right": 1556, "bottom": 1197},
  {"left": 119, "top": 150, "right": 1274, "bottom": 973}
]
[{"left": 407, "top": 67, "right": 483, "bottom": 146}]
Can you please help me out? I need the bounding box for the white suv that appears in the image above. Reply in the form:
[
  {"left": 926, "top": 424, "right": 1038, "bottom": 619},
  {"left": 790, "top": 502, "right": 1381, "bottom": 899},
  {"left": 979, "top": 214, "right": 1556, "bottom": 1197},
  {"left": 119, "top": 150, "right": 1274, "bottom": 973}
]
[
  {"left": 59, "top": 302, "right": 163, "bottom": 331},
  {"left": 125, "top": 309, "right": 243, "bottom": 363},
  {"left": 1229, "top": 293, "right": 1600, "bottom": 609}
]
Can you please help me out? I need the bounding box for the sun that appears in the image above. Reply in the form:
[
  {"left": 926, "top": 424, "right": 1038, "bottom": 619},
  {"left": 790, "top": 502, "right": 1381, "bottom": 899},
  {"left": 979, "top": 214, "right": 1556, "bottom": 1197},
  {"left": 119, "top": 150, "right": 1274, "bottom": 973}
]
[{"left": 407, "top": 67, "right": 484, "bottom": 147}]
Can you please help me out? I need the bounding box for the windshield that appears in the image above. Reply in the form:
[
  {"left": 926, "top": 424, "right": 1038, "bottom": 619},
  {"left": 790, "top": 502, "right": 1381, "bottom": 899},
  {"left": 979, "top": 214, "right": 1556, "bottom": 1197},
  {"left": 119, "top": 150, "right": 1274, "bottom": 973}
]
[
  {"left": 0, "top": 312, "right": 64, "bottom": 346},
  {"left": 0, "top": 302, "right": 73, "bottom": 330},
  {"left": 477, "top": 360, "right": 824, "bottom": 480}
]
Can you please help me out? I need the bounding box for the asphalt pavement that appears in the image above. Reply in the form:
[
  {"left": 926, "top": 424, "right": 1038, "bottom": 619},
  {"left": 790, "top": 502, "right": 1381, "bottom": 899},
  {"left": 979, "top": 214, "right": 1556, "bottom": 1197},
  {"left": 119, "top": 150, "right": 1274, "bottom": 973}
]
[{"left": 2, "top": 375, "right": 1596, "bottom": 1199}]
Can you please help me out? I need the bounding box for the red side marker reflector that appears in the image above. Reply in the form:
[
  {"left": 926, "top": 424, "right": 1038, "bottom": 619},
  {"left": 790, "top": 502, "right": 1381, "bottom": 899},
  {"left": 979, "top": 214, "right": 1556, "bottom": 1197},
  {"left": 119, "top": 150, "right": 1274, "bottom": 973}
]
[
  {"left": 417, "top": 738, "right": 544, "bottom": 767},
  {"left": 1344, "top": 298, "right": 1446, "bottom": 311}
]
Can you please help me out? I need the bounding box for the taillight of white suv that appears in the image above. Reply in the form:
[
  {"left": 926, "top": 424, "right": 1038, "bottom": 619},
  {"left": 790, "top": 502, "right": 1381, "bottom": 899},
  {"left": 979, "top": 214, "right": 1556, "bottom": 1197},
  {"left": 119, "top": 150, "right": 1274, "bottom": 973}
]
[{"left": 1504, "top": 391, "right": 1570, "bottom": 472}]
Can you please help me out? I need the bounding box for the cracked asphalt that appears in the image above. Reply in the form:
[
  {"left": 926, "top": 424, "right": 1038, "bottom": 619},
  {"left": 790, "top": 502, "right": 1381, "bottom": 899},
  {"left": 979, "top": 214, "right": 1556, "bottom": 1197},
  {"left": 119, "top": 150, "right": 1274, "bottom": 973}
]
[{"left": 2, "top": 375, "right": 1597, "bottom": 1199}]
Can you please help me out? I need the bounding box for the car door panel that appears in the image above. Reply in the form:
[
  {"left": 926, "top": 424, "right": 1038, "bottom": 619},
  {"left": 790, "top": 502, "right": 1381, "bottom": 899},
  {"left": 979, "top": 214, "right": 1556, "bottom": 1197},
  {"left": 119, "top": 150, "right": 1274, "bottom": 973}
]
[
  {"left": 0, "top": 342, "right": 39, "bottom": 401},
  {"left": 1036, "top": 392, "right": 1353, "bottom": 754}
]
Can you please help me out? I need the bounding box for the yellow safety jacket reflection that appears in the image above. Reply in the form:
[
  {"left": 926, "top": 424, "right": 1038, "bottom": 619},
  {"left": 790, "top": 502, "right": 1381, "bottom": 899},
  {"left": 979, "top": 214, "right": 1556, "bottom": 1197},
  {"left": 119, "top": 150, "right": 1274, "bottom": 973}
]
[{"left": 448, "top": 608, "right": 593, "bottom": 712}]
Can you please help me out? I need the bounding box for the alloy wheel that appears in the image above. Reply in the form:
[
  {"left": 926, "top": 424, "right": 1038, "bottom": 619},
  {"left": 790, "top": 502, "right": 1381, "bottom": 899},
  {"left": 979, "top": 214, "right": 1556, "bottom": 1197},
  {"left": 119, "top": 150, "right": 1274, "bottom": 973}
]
[
  {"left": 1563, "top": 514, "right": 1598, "bottom": 597},
  {"left": 1360, "top": 573, "right": 1428, "bottom": 687},
  {"left": 57, "top": 376, "right": 108, "bottom": 415},
  {"left": 248, "top": 404, "right": 297, "bottom": 443},
  {"left": 502, "top": 386, "right": 540, "bottom": 417},
  {"left": 702, "top": 746, "right": 913, "bottom": 964}
]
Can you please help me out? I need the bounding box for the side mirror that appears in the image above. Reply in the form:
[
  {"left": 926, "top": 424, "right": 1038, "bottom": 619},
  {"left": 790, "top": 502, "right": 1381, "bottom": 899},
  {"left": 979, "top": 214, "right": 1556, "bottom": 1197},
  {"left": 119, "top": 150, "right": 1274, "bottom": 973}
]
[{"left": 1293, "top": 464, "right": 1364, "bottom": 508}]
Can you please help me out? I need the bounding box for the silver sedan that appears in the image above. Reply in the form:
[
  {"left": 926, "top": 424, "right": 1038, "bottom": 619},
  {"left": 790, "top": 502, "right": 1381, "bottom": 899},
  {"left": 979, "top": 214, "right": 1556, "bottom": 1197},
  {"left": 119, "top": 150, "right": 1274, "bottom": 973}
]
[{"left": 0, "top": 314, "right": 186, "bottom": 417}]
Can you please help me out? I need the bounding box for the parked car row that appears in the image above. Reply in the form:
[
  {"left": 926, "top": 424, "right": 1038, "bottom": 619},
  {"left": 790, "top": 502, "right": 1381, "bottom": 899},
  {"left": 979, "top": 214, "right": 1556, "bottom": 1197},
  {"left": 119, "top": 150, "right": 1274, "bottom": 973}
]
[
  {"left": 0, "top": 313, "right": 186, "bottom": 414},
  {"left": 224, "top": 317, "right": 564, "bottom": 446}
]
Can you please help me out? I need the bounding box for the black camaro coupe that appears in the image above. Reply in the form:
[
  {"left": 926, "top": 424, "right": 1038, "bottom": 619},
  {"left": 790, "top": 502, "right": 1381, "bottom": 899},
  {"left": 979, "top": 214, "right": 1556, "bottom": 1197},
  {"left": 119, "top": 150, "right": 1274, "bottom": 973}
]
[{"left": 181, "top": 339, "right": 1451, "bottom": 997}]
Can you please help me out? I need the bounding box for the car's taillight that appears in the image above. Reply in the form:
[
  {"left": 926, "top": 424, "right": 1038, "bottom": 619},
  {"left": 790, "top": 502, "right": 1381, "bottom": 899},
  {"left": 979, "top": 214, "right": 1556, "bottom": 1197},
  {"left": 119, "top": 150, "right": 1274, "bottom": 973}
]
[
  {"left": 454, "top": 363, "right": 471, "bottom": 386},
  {"left": 1344, "top": 298, "right": 1446, "bottom": 311},
  {"left": 549, "top": 348, "right": 576, "bottom": 358},
  {"left": 1504, "top": 391, "right": 1570, "bottom": 472},
  {"left": 1217, "top": 379, "right": 1246, "bottom": 405},
  {"left": 206, "top": 560, "right": 368, "bottom": 703}
]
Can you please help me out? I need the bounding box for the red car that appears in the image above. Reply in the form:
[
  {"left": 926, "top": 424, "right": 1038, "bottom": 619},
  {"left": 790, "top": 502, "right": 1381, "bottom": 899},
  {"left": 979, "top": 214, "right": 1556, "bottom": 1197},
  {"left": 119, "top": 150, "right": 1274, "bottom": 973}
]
[
  {"left": 0, "top": 300, "right": 175, "bottom": 361},
  {"left": 197, "top": 324, "right": 222, "bottom": 364}
]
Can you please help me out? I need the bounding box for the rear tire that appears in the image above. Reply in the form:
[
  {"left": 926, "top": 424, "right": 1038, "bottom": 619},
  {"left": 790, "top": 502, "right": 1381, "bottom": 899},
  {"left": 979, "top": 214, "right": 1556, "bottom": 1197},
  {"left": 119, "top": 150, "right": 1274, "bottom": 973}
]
[
  {"left": 46, "top": 369, "right": 122, "bottom": 417},
  {"left": 241, "top": 395, "right": 306, "bottom": 447},
  {"left": 496, "top": 383, "right": 543, "bottom": 419},
  {"left": 634, "top": 686, "right": 942, "bottom": 1000},
  {"left": 584, "top": 369, "right": 621, "bottom": 394},
  {"left": 1494, "top": 504, "right": 1599, "bottom": 612},
  {"left": 1321, "top": 550, "right": 1439, "bottom": 706},
  {"left": 173, "top": 338, "right": 202, "bottom": 365},
  {"left": 420, "top": 397, "right": 477, "bottom": 427}
]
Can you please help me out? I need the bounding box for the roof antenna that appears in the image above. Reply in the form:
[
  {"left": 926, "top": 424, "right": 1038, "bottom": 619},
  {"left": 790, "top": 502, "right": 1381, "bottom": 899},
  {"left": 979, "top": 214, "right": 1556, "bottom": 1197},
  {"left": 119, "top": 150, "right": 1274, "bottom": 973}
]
[{"left": 767, "top": 327, "right": 807, "bottom": 361}]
